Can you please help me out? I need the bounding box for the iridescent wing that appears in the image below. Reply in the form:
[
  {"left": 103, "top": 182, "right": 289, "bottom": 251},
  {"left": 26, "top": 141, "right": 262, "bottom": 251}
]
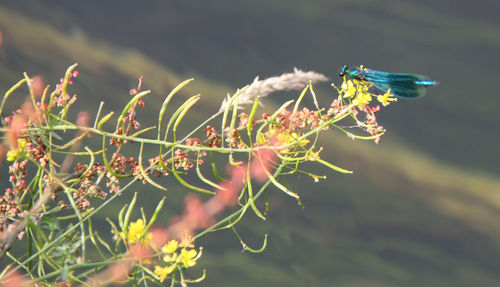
[{"left": 360, "top": 69, "right": 438, "bottom": 99}]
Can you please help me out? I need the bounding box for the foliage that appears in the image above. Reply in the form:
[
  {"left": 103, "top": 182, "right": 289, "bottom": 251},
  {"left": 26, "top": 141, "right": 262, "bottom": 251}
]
[{"left": 0, "top": 64, "right": 396, "bottom": 286}]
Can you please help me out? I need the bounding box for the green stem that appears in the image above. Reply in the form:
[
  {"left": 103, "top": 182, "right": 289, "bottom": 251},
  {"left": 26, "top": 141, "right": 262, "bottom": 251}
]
[{"left": 31, "top": 257, "right": 120, "bottom": 283}]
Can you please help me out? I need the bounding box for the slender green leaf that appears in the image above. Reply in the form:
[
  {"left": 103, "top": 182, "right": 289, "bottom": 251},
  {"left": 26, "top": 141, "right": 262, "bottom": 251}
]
[
  {"left": 247, "top": 97, "right": 259, "bottom": 140},
  {"left": 316, "top": 158, "right": 353, "bottom": 174},
  {"left": 247, "top": 177, "right": 266, "bottom": 220},
  {"left": 144, "top": 196, "right": 166, "bottom": 232},
  {"left": 96, "top": 112, "right": 114, "bottom": 130},
  {"left": 173, "top": 171, "right": 214, "bottom": 194},
  {"left": 173, "top": 95, "right": 200, "bottom": 141},
  {"left": 93, "top": 101, "right": 105, "bottom": 129},
  {"left": 210, "top": 152, "right": 226, "bottom": 183},
  {"left": 291, "top": 85, "right": 310, "bottom": 123},
  {"left": 244, "top": 233, "right": 268, "bottom": 253},
  {"left": 196, "top": 153, "right": 224, "bottom": 190},
  {"left": 1, "top": 78, "right": 27, "bottom": 116},
  {"left": 158, "top": 78, "right": 194, "bottom": 140},
  {"left": 124, "top": 192, "right": 138, "bottom": 231},
  {"left": 164, "top": 95, "right": 199, "bottom": 142}
]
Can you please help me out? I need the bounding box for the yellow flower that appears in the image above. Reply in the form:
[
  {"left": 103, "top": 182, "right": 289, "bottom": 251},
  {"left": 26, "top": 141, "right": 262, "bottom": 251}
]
[
  {"left": 163, "top": 252, "right": 178, "bottom": 263},
  {"left": 377, "top": 89, "right": 398, "bottom": 106},
  {"left": 357, "top": 82, "right": 370, "bottom": 93},
  {"left": 124, "top": 219, "right": 151, "bottom": 244},
  {"left": 180, "top": 248, "right": 198, "bottom": 268},
  {"left": 341, "top": 80, "right": 356, "bottom": 98},
  {"left": 353, "top": 92, "right": 372, "bottom": 108},
  {"left": 162, "top": 240, "right": 179, "bottom": 254},
  {"left": 7, "top": 138, "right": 26, "bottom": 161},
  {"left": 127, "top": 219, "right": 145, "bottom": 243},
  {"left": 154, "top": 265, "right": 175, "bottom": 282}
]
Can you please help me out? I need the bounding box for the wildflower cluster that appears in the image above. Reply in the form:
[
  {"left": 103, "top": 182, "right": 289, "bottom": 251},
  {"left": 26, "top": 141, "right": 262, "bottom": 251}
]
[
  {"left": 154, "top": 237, "right": 202, "bottom": 282},
  {"left": 331, "top": 67, "right": 398, "bottom": 143},
  {"left": 111, "top": 196, "right": 205, "bottom": 285},
  {"left": 0, "top": 68, "right": 80, "bottom": 231},
  {"left": 0, "top": 158, "right": 28, "bottom": 233},
  {"left": 0, "top": 64, "right": 402, "bottom": 286}
]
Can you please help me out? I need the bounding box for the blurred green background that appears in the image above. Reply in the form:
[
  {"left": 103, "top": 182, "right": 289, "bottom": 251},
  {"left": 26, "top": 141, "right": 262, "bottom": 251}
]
[{"left": 1, "top": 0, "right": 500, "bottom": 286}]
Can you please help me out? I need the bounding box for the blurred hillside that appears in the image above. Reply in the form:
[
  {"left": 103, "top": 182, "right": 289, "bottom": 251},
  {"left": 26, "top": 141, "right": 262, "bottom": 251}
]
[
  {"left": 3, "top": 0, "right": 499, "bottom": 172},
  {"left": 1, "top": 1, "right": 500, "bottom": 286}
]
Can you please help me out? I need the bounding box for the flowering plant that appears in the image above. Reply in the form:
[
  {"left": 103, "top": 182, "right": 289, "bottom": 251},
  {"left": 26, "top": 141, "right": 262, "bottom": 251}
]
[{"left": 0, "top": 64, "right": 395, "bottom": 286}]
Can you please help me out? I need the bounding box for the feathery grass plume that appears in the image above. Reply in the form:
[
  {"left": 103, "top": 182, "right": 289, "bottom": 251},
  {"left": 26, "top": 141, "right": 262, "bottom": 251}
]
[{"left": 220, "top": 68, "right": 329, "bottom": 110}]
